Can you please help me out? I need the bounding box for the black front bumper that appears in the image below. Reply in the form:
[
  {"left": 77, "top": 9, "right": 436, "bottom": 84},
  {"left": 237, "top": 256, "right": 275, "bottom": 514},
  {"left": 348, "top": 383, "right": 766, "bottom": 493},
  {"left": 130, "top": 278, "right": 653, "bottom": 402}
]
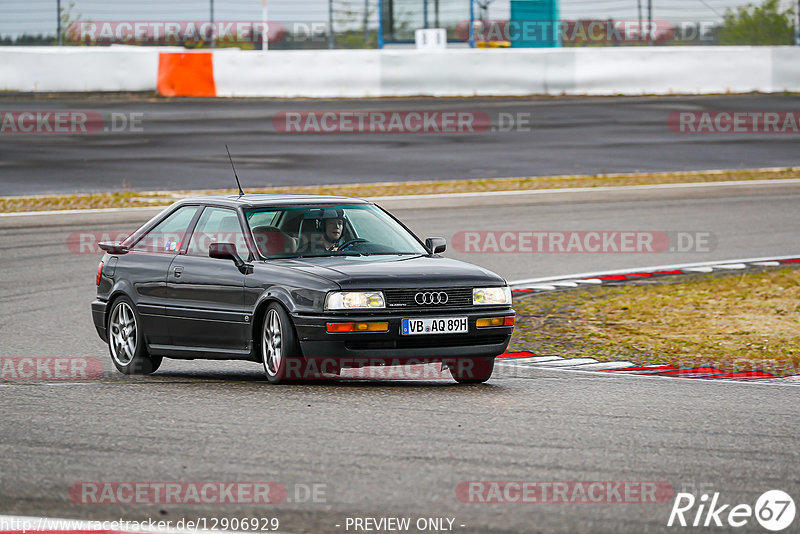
[{"left": 292, "top": 308, "right": 514, "bottom": 361}]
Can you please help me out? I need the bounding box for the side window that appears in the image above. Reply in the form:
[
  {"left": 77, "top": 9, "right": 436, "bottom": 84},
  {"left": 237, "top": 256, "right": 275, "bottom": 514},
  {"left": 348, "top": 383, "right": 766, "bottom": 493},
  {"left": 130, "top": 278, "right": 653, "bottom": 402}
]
[
  {"left": 186, "top": 207, "right": 250, "bottom": 258},
  {"left": 131, "top": 206, "right": 198, "bottom": 253}
]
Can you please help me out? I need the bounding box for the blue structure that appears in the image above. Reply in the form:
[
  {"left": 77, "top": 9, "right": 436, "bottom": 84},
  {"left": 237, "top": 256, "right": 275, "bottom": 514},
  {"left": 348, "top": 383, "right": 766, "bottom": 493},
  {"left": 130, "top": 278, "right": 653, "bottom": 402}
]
[{"left": 509, "top": 0, "right": 561, "bottom": 48}]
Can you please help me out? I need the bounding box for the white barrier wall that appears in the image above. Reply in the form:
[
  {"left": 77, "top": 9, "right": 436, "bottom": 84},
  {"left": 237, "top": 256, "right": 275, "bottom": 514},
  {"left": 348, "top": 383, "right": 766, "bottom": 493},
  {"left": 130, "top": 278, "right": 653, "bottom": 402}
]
[
  {"left": 213, "top": 49, "right": 381, "bottom": 98},
  {"left": 214, "top": 46, "right": 800, "bottom": 97},
  {"left": 1, "top": 45, "right": 799, "bottom": 96},
  {"left": 771, "top": 46, "right": 800, "bottom": 91},
  {"left": 572, "top": 47, "right": 775, "bottom": 95},
  {"left": 0, "top": 46, "right": 168, "bottom": 92},
  {"left": 377, "top": 49, "right": 577, "bottom": 97}
]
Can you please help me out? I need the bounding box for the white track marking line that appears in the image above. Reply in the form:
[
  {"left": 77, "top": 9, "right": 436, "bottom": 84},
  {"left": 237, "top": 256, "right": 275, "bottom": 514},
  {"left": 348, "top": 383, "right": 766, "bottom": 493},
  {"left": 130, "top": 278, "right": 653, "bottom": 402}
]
[
  {"left": 3, "top": 177, "right": 800, "bottom": 217},
  {"left": 713, "top": 263, "right": 747, "bottom": 270},
  {"left": 509, "top": 255, "right": 800, "bottom": 287},
  {"left": 500, "top": 356, "right": 566, "bottom": 364},
  {"left": 368, "top": 178, "right": 800, "bottom": 201},
  {"left": 528, "top": 357, "right": 600, "bottom": 367},
  {"left": 0, "top": 206, "right": 164, "bottom": 217},
  {"left": 496, "top": 364, "right": 800, "bottom": 386},
  {"left": 551, "top": 281, "right": 579, "bottom": 288},
  {"left": 568, "top": 361, "right": 636, "bottom": 370},
  {"left": 751, "top": 261, "right": 781, "bottom": 266}
]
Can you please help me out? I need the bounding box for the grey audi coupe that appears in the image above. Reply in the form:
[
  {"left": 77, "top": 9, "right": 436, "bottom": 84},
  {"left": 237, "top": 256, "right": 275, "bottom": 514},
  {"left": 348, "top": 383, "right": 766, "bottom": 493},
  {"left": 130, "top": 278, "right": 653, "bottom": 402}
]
[{"left": 92, "top": 195, "right": 515, "bottom": 383}]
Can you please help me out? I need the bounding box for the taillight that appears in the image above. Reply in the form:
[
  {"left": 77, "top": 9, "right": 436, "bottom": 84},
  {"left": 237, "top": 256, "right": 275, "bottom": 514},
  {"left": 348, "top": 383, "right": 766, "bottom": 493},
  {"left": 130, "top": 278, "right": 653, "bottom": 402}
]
[{"left": 96, "top": 261, "right": 104, "bottom": 286}]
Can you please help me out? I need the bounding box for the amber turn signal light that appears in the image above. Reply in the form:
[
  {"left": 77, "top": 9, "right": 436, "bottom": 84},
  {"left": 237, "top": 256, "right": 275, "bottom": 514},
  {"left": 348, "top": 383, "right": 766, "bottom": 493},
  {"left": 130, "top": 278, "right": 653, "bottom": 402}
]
[
  {"left": 476, "top": 316, "right": 515, "bottom": 328},
  {"left": 326, "top": 321, "right": 389, "bottom": 333}
]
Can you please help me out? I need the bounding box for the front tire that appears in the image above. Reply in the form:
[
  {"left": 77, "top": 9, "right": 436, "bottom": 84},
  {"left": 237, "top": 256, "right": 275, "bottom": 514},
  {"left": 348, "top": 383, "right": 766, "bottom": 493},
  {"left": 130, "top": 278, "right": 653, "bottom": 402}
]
[
  {"left": 107, "top": 296, "right": 162, "bottom": 375},
  {"left": 261, "top": 303, "right": 303, "bottom": 384},
  {"left": 451, "top": 357, "right": 495, "bottom": 384}
]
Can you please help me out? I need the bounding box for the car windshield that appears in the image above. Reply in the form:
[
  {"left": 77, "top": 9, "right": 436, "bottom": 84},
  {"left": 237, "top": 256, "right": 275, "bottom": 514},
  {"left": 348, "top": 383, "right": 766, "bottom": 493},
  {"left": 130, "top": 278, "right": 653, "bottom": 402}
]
[{"left": 244, "top": 204, "right": 429, "bottom": 258}]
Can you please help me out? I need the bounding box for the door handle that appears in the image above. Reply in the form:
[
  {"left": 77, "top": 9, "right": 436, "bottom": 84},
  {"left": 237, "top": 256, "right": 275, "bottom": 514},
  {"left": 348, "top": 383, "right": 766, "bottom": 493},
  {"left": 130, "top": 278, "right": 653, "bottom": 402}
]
[{"left": 173, "top": 266, "right": 184, "bottom": 278}]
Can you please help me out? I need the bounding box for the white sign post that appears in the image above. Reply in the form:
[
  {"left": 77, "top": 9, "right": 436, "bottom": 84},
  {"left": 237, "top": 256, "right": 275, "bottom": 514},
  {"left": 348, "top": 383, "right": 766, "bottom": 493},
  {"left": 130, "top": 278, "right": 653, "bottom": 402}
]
[{"left": 415, "top": 28, "right": 447, "bottom": 50}]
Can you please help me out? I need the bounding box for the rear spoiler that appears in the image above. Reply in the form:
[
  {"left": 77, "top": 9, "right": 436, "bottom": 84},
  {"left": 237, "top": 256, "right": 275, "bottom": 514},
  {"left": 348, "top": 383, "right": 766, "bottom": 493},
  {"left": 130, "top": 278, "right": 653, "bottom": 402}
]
[{"left": 98, "top": 241, "right": 130, "bottom": 254}]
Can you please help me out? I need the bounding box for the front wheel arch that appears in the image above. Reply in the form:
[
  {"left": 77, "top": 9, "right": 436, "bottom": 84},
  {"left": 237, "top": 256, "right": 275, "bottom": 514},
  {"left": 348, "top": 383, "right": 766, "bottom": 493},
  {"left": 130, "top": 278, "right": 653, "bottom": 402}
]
[
  {"left": 252, "top": 298, "right": 303, "bottom": 359},
  {"left": 259, "top": 301, "right": 307, "bottom": 384}
]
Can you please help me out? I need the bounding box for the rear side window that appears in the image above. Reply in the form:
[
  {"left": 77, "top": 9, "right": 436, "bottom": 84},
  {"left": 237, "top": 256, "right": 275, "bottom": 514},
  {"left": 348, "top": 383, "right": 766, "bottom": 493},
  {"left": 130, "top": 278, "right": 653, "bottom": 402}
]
[
  {"left": 186, "top": 207, "right": 250, "bottom": 258},
  {"left": 131, "top": 206, "right": 198, "bottom": 253}
]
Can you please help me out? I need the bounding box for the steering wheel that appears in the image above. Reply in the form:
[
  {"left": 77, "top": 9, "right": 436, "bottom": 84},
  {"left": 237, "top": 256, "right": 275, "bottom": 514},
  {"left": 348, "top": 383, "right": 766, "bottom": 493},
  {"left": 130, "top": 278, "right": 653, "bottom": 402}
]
[{"left": 336, "top": 238, "right": 368, "bottom": 250}]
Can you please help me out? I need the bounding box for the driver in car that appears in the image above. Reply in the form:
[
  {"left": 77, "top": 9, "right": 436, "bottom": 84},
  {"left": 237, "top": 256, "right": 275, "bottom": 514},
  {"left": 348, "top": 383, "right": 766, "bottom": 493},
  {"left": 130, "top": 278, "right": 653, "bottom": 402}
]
[
  {"left": 321, "top": 216, "right": 344, "bottom": 250},
  {"left": 298, "top": 210, "right": 347, "bottom": 253}
]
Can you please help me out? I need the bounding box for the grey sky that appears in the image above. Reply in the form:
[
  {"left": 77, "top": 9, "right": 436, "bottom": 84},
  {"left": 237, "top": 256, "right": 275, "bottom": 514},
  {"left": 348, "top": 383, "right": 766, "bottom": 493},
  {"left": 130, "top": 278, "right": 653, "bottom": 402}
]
[{"left": 1, "top": 0, "right": 796, "bottom": 38}]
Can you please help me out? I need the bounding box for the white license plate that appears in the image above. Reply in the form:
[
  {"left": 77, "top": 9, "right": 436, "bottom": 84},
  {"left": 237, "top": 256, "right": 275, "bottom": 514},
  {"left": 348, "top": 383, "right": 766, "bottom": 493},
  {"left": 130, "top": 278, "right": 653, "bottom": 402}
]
[{"left": 401, "top": 317, "right": 468, "bottom": 335}]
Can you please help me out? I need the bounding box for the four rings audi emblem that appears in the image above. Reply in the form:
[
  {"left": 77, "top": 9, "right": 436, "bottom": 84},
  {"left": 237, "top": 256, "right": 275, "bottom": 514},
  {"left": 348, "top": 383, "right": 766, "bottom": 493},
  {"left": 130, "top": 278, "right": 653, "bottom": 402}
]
[{"left": 415, "top": 291, "right": 449, "bottom": 305}]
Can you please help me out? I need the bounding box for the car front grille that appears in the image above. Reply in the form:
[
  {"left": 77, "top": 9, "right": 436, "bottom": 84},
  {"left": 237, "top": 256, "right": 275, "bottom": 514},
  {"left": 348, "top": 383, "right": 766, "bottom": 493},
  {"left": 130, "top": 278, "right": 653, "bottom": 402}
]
[{"left": 383, "top": 287, "right": 473, "bottom": 309}]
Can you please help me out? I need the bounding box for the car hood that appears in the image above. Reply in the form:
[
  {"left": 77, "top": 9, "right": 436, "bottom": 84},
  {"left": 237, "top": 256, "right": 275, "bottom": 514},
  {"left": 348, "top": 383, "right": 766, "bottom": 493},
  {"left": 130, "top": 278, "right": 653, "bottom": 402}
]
[{"left": 279, "top": 255, "right": 506, "bottom": 289}]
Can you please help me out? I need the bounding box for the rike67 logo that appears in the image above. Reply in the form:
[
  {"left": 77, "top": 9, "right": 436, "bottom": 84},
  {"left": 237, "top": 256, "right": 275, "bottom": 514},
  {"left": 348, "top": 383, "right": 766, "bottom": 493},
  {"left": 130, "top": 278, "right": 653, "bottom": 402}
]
[{"left": 668, "top": 490, "right": 795, "bottom": 531}]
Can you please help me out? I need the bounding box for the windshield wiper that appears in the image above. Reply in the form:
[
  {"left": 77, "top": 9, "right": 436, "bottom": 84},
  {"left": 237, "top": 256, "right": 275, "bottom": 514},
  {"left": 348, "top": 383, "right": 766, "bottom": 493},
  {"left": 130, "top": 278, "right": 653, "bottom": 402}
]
[
  {"left": 293, "top": 252, "right": 421, "bottom": 259},
  {"left": 293, "top": 253, "right": 363, "bottom": 259},
  {"left": 359, "top": 253, "right": 423, "bottom": 257}
]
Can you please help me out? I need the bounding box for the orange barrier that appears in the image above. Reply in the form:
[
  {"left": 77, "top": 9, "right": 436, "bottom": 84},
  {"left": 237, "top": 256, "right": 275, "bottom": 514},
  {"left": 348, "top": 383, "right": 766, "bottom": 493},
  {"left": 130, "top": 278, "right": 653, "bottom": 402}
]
[{"left": 157, "top": 52, "right": 216, "bottom": 97}]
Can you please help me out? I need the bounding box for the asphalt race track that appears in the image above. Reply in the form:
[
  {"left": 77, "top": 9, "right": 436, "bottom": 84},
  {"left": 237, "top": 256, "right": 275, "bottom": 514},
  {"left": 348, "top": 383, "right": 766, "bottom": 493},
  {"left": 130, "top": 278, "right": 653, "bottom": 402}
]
[
  {"left": 1, "top": 183, "right": 799, "bottom": 533},
  {"left": 1, "top": 94, "right": 800, "bottom": 195}
]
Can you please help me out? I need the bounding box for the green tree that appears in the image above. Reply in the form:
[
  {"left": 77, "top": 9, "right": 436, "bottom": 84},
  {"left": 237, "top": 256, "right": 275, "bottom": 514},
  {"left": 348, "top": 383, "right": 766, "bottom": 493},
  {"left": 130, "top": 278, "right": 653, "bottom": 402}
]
[
  {"left": 719, "top": 0, "right": 795, "bottom": 45},
  {"left": 60, "top": 2, "right": 92, "bottom": 45}
]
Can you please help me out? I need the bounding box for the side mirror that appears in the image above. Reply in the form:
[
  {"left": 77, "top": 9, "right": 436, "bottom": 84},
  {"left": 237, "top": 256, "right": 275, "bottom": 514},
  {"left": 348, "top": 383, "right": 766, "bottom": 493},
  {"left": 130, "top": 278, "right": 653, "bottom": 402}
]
[
  {"left": 209, "top": 242, "right": 251, "bottom": 273},
  {"left": 425, "top": 237, "right": 447, "bottom": 254},
  {"left": 98, "top": 241, "right": 130, "bottom": 254}
]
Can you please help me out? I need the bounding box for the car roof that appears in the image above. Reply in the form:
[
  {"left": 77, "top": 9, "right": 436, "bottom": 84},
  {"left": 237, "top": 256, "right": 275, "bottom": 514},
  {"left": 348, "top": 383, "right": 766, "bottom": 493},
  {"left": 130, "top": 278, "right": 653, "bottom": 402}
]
[{"left": 177, "top": 194, "right": 372, "bottom": 209}]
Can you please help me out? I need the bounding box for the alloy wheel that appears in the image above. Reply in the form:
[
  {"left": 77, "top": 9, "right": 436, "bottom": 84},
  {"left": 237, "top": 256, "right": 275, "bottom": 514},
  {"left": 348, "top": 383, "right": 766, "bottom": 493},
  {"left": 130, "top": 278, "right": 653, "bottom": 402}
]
[
  {"left": 262, "top": 309, "right": 283, "bottom": 377},
  {"left": 110, "top": 302, "right": 137, "bottom": 366}
]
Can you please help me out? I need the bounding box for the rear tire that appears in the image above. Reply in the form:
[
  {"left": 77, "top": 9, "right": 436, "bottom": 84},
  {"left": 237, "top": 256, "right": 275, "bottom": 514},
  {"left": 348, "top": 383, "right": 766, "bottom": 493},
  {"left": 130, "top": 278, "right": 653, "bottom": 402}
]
[
  {"left": 107, "top": 296, "right": 162, "bottom": 375},
  {"left": 261, "top": 303, "right": 304, "bottom": 384},
  {"left": 451, "top": 357, "right": 495, "bottom": 384}
]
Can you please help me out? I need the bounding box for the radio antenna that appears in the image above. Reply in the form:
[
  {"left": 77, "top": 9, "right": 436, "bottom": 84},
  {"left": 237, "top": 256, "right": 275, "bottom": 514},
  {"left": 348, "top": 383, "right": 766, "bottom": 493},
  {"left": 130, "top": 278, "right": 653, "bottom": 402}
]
[{"left": 226, "top": 145, "right": 245, "bottom": 197}]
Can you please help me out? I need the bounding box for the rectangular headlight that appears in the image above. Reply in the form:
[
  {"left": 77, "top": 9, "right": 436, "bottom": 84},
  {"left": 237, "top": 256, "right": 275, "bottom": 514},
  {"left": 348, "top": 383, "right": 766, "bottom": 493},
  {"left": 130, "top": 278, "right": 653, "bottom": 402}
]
[
  {"left": 473, "top": 286, "right": 511, "bottom": 306},
  {"left": 325, "top": 291, "right": 386, "bottom": 310}
]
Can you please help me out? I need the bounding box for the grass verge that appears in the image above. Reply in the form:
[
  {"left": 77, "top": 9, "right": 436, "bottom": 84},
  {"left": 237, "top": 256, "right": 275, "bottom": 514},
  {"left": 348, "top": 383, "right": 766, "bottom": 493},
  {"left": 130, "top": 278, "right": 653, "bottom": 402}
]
[
  {"left": 2, "top": 167, "right": 798, "bottom": 213},
  {"left": 509, "top": 265, "right": 800, "bottom": 376}
]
